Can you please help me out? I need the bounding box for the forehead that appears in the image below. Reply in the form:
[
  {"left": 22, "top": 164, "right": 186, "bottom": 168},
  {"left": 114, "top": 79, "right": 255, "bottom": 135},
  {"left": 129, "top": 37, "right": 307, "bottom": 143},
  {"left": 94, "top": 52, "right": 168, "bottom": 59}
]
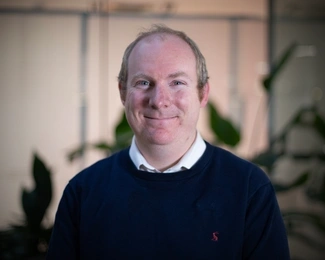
[
  {"left": 135, "top": 33, "right": 189, "bottom": 48},
  {"left": 128, "top": 33, "right": 196, "bottom": 73}
]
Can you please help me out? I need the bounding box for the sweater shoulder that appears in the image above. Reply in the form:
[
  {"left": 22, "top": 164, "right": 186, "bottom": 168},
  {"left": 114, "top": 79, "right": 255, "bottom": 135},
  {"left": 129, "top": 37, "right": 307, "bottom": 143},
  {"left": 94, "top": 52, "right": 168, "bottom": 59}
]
[
  {"left": 68, "top": 148, "right": 129, "bottom": 188},
  {"left": 205, "top": 142, "right": 271, "bottom": 191}
]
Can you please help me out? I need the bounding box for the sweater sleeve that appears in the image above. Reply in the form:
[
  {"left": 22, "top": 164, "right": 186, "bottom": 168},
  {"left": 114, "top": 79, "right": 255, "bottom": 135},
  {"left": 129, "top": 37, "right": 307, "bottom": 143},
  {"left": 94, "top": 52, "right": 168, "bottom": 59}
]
[
  {"left": 242, "top": 182, "right": 290, "bottom": 260},
  {"left": 46, "top": 181, "right": 80, "bottom": 260}
]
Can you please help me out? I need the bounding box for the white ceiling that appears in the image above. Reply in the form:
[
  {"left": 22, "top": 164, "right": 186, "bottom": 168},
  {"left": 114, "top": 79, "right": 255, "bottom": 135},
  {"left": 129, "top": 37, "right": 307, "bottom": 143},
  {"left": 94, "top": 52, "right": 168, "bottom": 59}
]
[
  {"left": 0, "top": 0, "right": 324, "bottom": 18},
  {"left": 0, "top": 0, "right": 267, "bottom": 18}
]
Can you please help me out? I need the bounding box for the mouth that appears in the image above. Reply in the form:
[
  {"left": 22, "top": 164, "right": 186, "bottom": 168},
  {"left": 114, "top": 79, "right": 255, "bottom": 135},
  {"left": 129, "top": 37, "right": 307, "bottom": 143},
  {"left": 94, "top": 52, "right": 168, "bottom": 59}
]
[
  {"left": 144, "top": 115, "right": 178, "bottom": 126},
  {"left": 144, "top": 116, "right": 176, "bottom": 120}
]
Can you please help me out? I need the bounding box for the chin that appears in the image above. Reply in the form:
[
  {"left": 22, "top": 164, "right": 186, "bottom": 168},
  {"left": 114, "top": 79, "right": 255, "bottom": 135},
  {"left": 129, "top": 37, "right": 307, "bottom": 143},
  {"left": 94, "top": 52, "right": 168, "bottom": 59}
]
[{"left": 145, "top": 132, "right": 176, "bottom": 146}]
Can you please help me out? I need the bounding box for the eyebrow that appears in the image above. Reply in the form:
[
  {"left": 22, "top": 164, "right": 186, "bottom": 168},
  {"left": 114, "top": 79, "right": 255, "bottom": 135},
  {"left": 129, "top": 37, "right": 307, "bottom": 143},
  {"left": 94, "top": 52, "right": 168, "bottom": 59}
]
[
  {"left": 130, "top": 71, "right": 191, "bottom": 84},
  {"left": 130, "top": 73, "right": 154, "bottom": 83},
  {"left": 168, "top": 71, "right": 190, "bottom": 79}
]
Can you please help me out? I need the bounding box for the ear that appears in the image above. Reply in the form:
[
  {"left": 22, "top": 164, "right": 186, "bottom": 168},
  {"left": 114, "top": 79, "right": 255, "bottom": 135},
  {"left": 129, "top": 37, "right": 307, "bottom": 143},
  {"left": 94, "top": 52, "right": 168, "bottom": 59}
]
[
  {"left": 200, "top": 82, "right": 210, "bottom": 107},
  {"left": 119, "top": 83, "right": 126, "bottom": 105}
]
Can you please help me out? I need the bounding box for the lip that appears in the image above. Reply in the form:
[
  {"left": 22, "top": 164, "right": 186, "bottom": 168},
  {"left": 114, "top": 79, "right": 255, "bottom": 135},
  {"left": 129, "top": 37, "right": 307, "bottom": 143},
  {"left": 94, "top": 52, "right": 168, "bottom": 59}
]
[{"left": 144, "top": 116, "right": 176, "bottom": 120}]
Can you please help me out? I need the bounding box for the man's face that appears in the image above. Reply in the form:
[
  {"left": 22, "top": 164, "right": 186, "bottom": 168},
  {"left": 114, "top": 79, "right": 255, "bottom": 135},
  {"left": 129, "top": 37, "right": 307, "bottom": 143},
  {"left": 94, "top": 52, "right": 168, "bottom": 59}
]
[{"left": 120, "top": 34, "right": 209, "bottom": 149}]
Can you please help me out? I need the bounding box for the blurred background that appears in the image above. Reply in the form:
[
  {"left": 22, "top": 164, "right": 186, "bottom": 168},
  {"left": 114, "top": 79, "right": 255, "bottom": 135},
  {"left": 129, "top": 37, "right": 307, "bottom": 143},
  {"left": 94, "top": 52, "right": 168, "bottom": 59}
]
[{"left": 0, "top": 0, "right": 324, "bottom": 259}]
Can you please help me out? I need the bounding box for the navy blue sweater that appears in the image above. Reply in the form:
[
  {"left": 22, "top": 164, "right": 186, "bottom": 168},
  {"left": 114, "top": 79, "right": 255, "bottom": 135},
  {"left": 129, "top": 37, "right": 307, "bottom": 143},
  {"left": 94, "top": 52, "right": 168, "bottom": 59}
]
[{"left": 47, "top": 142, "right": 290, "bottom": 259}]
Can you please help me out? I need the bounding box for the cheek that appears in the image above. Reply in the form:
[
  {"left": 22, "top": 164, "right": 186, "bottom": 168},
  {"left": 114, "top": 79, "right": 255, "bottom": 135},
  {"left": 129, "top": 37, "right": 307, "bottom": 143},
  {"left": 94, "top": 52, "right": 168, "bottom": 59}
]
[
  {"left": 125, "top": 91, "right": 147, "bottom": 111},
  {"left": 174, "top": 90, "right": 200, "bottom": 110},
  {"left": 174, "top": 90, "right": 188, "bottom": 103}
]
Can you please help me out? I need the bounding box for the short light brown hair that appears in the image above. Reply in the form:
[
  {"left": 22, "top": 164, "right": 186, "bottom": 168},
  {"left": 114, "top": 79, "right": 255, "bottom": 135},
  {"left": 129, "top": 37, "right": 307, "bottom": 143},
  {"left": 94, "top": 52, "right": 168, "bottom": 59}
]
[{"left": 118, "top": 24, "right": 209, "bottom": 97}]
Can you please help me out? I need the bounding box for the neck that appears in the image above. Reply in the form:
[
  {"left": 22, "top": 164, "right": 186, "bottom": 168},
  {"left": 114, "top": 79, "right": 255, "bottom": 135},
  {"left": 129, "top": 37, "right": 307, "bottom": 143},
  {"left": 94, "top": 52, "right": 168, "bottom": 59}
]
[{"left": 135, "top": 132, "right": 197, "bottom": 172}]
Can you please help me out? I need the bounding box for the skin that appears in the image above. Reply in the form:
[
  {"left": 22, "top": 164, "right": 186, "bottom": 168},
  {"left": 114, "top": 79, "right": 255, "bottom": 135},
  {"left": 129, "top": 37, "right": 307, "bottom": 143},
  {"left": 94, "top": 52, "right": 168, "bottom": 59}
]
[{"left": 119, "top": 33, "right": 209, "bottom": 171}]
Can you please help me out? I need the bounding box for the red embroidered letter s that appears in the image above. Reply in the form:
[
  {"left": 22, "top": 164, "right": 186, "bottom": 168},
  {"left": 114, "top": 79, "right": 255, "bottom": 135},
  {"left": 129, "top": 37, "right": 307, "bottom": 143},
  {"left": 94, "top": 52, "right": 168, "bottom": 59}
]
[{"left": 211, "top": 232, "right": 219, "bottom": 241}]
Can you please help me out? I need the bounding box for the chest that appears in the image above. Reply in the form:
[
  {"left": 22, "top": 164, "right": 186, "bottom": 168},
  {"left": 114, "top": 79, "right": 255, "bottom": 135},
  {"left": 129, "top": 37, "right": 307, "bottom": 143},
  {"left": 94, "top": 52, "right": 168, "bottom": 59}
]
[{"left": 78, "top": 186, "right": 246, "bottom": 259}]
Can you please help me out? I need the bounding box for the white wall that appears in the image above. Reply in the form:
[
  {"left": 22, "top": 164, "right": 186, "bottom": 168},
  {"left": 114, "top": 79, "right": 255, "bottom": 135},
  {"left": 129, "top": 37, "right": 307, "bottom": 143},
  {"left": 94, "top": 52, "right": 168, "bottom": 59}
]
[
  {"left": 272, "top": 19, "right": 325, "bottom": 260},
  {"left": 0, "top": 13, "right": 81, "bottom": 228},
  {"left": 0, "top": 13, "right": 267, "bottom": 228}
]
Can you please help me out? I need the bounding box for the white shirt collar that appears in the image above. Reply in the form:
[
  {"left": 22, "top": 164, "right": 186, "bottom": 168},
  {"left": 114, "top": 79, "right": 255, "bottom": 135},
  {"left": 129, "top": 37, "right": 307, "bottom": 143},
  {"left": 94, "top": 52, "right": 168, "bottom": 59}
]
[{"left": 129, "top": 132, "right": 206, "bottom": 173}]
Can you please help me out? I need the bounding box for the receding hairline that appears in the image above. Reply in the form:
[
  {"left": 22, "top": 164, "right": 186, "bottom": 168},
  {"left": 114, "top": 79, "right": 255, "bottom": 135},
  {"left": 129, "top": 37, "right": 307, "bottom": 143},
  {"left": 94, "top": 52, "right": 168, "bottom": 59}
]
[
  {"left": 129, "top": 32, "right": 196, "bottom": 59},
  {"left": 128, "top": 24, "right": 198, "bottom": 59},
  {"left": 118, "top": 24, "right": 209, "bottom": 92},
  {"left": 136, "top": 30, "right": 181, "bottom": 42}
]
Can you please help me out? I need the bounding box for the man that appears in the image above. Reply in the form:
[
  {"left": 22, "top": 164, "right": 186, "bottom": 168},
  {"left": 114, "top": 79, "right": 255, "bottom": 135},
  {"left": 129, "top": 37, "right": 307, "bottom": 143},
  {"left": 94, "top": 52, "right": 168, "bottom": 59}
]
[{"left": 47, "top": 24, "right": 290, "bottom": 259}]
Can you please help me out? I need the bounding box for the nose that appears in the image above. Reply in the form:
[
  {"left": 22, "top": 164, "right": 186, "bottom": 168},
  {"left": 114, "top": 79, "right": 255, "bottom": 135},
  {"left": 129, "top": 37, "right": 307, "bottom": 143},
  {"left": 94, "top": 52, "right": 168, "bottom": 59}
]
[{"left": 148, "top": 85, "right": 172, "bottom": 109}]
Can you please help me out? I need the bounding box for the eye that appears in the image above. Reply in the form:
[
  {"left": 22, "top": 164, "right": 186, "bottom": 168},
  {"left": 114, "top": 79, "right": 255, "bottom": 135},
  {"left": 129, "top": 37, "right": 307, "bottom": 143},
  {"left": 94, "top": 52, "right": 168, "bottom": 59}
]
[
  {"left": 171, "top": 80, "right": 185, "bottom": 86},
  {"left": 135, "top": 80, "right": 150, "bottom": 88}
]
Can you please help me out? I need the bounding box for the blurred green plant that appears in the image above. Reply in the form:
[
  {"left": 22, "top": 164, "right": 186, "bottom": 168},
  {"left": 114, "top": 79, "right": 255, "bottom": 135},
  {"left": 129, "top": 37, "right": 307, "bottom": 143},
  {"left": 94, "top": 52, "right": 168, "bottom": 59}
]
[
  {"left": 208, "top": 101, "right": 240, "bottom": 147},
  {"left": 251, "top": 42, "right": 325, "bottom": 254},
  {"left": 67, "top": 112, "right": 133, "bottom": 162},
  {"left": 0, "top": 153, "right": 53, "bottom": 260},
  {"left": 67, "top": 102, "right": 240, "bottom": 162}
]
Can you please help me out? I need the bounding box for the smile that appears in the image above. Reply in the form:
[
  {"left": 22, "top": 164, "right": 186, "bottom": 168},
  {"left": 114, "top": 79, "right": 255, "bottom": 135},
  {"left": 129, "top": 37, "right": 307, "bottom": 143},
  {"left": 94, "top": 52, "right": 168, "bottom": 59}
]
[{"left": 144, "top": 116, "right": 177, "bottom": 120}]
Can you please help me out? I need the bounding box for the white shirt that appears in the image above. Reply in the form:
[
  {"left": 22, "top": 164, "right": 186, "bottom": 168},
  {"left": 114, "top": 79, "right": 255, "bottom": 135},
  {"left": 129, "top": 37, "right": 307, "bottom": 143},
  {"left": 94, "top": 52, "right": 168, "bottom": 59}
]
[{"left": 129, "top": 132, "right": 206, "bottom": 173}]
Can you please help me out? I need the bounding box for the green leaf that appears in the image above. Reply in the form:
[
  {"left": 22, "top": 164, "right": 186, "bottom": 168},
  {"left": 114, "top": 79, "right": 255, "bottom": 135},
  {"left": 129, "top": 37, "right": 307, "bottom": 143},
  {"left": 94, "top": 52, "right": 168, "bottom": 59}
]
[
  {"left": 251, "top": 149, "right": 280, "bottom": 172},
  {"left": 208, "top": 101, "right": 240, "bottom": 147},
  {"left": 67, "top": 144, "right": 87, "bottom": 162},
  {"left": 21, "top": 153, "right": 52, "bottom": 231},
  {"left": 273, "top": 171, "right": 309, "bottom": 192},
  {"left": 291, "top": 172, "right": 309, "bottom": 187},
  {"left": 263, "top": 42, "right": 298, "bottom": 93},
  {"left": 305, "top": 172, "right": 325, "bottom": 205},
  {"left": 33, "top": 153, "right": 52, "bottom": 198},
  {"left": 67, "top": 142, "right": 113, "bottom": 162},
  {"left": 314, "top": 113, "right": 325, "bottom": 140},
  {"left": 21, "top": 188, "right": 37, "bottom": 224},
  {"left": 115, "top": 111, "right": 133, "bottom": 142},
  {"left": 287, "top": 230, "right": 325, "bottom": 252},
  {"left": 282, "top": 210, "right": 325, "bottom": 235},
  {"left": 113, "top": 111, "right": 133, "bottom": 153},
  {"left": 92, "top": 141, "right": 112, "bottom": 153},
  {"left": 66, "top": 111, "right": 133, "bottom": 162}
]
